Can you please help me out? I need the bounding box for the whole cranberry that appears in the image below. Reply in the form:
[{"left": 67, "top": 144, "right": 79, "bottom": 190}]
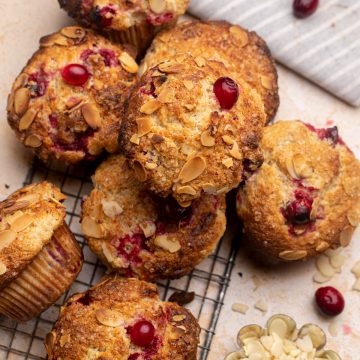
[
  {"left": 61, "top": 64, "right": 89, "bottom": 86},
  {"left": 284, "top": 200, "right": 311, "bottom": 225},
  {"left": 213, "top": 77, "right": 239, "bottom": 110},
  {"left": 130, "top": 320, "right": 155, "bottom": 347},
  {"left": 315, "top": 286, "right": 345, "bottom": 316},
  {"left": 293, "top": 0, "right": 319, "bottom": 18}
]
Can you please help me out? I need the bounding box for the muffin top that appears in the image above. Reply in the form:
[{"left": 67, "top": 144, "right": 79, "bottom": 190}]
[
  {"left": 0, "top": 182, "right": 66, "bottom": 289},
  {"left": 81, "top": 155, "right": 226, "bottom": 281},
  {"left": 141, "top": 20, "right": 279, "bottom": 123},
  {"left": 119, "top": 55, "right": 266, "bottom": 205},
  {"left": 7, "top": 26, "right": 138, "bottom": 164},
  {"left": 237, "top": 120, "right": 360, "bottom": 262},
  {"left": 59, "top": 0, "right": 189, "bottom": 31},
  {"left": 46, "top": 276, "right": 200, "bottom": 360}
]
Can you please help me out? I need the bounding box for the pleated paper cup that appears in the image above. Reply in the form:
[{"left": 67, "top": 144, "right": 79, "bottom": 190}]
[{"left": 0, "top": 222, "right": 83, "bottom": 322}]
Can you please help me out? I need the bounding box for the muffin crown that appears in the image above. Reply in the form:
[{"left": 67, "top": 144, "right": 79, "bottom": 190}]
[
  {"left": 119, "top": 54, "right": 266, "bottom": 204},
  {"left": 0, "top": 182, "right": 66, "bottom": 289},
  {"left": 46, "top": 276, "right": 200, "bottom": 359}
]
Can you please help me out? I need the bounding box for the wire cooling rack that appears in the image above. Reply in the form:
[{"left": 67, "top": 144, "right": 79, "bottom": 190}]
[{"left": 0, "top": 157, "right": 238, "bottom": 360}]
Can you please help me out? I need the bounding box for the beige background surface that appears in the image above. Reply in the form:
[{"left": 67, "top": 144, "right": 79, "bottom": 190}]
[{"left": 0, "top": 1, "right": 359, "bottom": 359}]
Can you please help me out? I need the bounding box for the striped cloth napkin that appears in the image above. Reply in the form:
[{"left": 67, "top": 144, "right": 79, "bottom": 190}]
[{"left": 189, "top": 0, "right": 360, "bottom": 107}]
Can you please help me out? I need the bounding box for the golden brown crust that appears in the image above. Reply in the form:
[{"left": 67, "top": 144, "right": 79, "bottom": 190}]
[
  {"left": 0, "top": 182, "right": 66, "bottom": 289},
  {"left": 141, "top": 20, "right": 279, "bottom": 122},
  {"left": 236, "top": 121, "right": 360, "bottom": 263},
  {"left": 7, "top": 26, "right": 137, "bottom": 164},
  {"left": 58, "top": 0, "right": 189, "bottom": 31},
  {"left": 119, "top": 54, "right": 266, "bottom": 204},
  {"left": 81, "top": 155, "right": 226, "bottom": 281},
  {"left": 47, "top": 276, "right": 200, "bottom": 360}
]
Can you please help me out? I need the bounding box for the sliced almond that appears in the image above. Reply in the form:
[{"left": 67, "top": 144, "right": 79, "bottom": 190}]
[
  {"left": 81, "top": 217, "right": 105, "bottom": 238},
  {"left": 157, "top": 87, "right": 175, "bottom": 103},
  {"left": 45, "top": 331, "right": 56, "bottom": 357},
  {"left": 133, "top": 161, "right": 147, "bottom": 182},
  {"left": 82, "top": 103, "right": 102, "bottom": 129},
  {"left": 17, "top": 193, "right": 41, "bottom": 205},
  {"left": 194, "top": 56, "right": 206, "bottom": 67},
  {"left": 292, "top": 154, "right": 313, "bottom": 178},
  {"left": 330, "top": 253, "right": 346, "bottom": 269},
  {"left": 40, "top": 34, "right": 57, "bottom": 47},
  {"left": 172, "top": 315, "right": 186, "bottom": 322},
  {"left": 261, "top": 75, "right": 274, "bottom": 90},
  {"left": 158, "top": 62, "right": 183, "bottom": 74},
  {"left": 130, "top": 134, "right": 140, "bottom": 145},
  {"left": 286, "top": 157, "right": 299, "bottom": 179},
  {"left": 222, "top": 158, "right": 234, "bottom": 168},
  {"left": 278, "top": 250, "right": 307, "bottom": 261},
  {"left": 229, "top": 26, "right": 249, "bottom": 47},
  {"left": 202, "top": 183, "right": 217, "bottom": 194},
  {"left": 138, "top": 62, "right": 148, "bottom": 78},
  {"left": 61, "top": 26, "right": 86, "bottom": 39},
  {"left": 136, "top": 117, "right": 153, "bottom": 137},
  {"left": 10, "top": 213, "right": 34, "bottom": 232},
  {"left": 230, "top": 142, "right": 242, "bottom": 160},
  {"left": 183, "top": 80, "right": 194, "bottom": 90},
  {"left": 154, "top": 234, "right": 181, "bottom": 253},
  {"left": 19, "top": 108, "right": 38, "bottom": 131},
  {"left": 351, "top": 260, "right": 360, "bottom": 278},
  {"left": 0, "top": 230, "right": 17, "bottom": 251},
  {"left": 149, "top": 0, "right": 166, "bottom": 13},
  {"left": 139, "top": 221, "right": 156, "bottom": 238},
  {"left": 0, "top": 261, "right": 7, "bottom": 276},
  {"left": 315, "top": 241, "right": 329, "bottom": 252},
  {"left": 14, "top": 73, "right": 28, "bottom": 90},
  {"left": 222, "top": 135, "right": 234, "bottom": 145},
  {"left": 101, "top": 200, "right": 123, "bottom": 218},
  {"left": 176, "top": 185, "right": 197, "bottom": 196},
  {"left": 339, "top": 226, "right": 354, "bottom": 247},
  {"left": 316, "top": 255, "right": 335, "bottom": 278},
  {"left": 14, "top": 88, "right": 30, "bottom": 115},
  {"left": 232, "top": 303, "right": 249, "bottom": 315},
  {"left": 24, "top": 135, "right": 42, "bottom": 148},
  {"left": 313, "top": 272, "right": 331, "bottom": 284},
  {"left": 254, "top": 299, "right": 268, "bottom": 313},
  {"left": 177, "top": 156, "right": 206, "bottom": 184},
  {"left": 101, "top": 242, "right": 115, "bottom": 263},
  {"left": 200, "top": 131, "right": 215, "bottom": 147},
  {"left": 145, "top": 162, "right": 158, "bottom": 170},
  {"left": 140, "top": 99, "right": 162, "bottom": 115},
  {"left": 95, "top": 309, "right": 123, "bottom": 327},
  {"left": 347, "top": 206, "right": 360, "bottom": 227},
  {"left": 54, "top": 35, "right": 69, "bottom": 46},
  {"left": 119, "top": 52, "right": 139, "bottom": 74},
  {"left": 65, "top": 97, "right": 83, "bottom": 110},
  {"left": 2, "top": 200, "right": 29, "bottom": 215}
]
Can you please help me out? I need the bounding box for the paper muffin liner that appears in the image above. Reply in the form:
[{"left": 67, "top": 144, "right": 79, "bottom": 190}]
[{"left": 0, "top": 222, "right": 83, "bottom": 322}]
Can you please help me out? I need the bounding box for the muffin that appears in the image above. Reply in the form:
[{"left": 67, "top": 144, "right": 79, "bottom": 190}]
[
  {"left": 7, "top": 26, "right": 138, "bottom": 164},
  {"left": 46, "top": 276, "right": 200, "bottom": 359},
  {"left": 119, "top": 55, "right": 266, "bottom": 205},
  {"left": 81, "top": 155, "right": 226, "bottom": 281},
  {"left": 58, "top": 0, "right": 190, "bottom": 54},
  {"left": 141, "top": 20, "right": 279, "bottom": 123},
  {"left": 0, "top": 182, "right": 83, "bottom": 322},
  {"left": 236, "top": 120, "right": 360, "bottom": 263}
]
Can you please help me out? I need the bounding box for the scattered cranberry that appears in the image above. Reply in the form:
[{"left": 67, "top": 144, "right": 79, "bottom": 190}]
[
  {"left": 283, "top": 189, "right": 313, "bottom": 225},
  {"left": 61, "top": 64, "right": 89, "bottom": 86},
  {"left": 49, "top": 114, "right": 58, "bottom": 129},
  {"left": 147, "top": 12, "right": 174, "bottom": 26},
  {"left": 129, "top": 320, "right": 156, "bottom": 347},
  {"left": 77, "top": 292, "right": 92, "bottom": 306},
  {"left": 140, "top": 81, "right": 156, "bottom": 97},
  {"left": 213, "top": 77, "right": 239, "bottom": 110},
  {"left": 128, "top": 354, "right": 140, "bottom": 360},
  {"left": 91, "top": 5, "right": 117, "bottom": 27},
  {"left": 98, "top": 49, "right": 119, "bottom": 67},
  {"left": 27, "top": 68, "right": 49, "bottom": 97},
  {"left": 315, "top": 286, "right": 345, "bottom": 316},
  {"left": 293, "top": 0, "right": 319, "bottom": 18}
]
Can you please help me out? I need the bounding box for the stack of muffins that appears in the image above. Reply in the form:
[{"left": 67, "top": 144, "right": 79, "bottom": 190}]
[{"left": 2, "top": 0, "right": 360, "bottom": 359}]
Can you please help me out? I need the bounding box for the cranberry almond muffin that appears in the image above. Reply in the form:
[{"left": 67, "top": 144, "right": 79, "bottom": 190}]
[
  {"left": 237, "top": 121, "right": 360, "bottom": 263},
  {"left": 7, "top": 26, "right": 138, "bottom": 164},
  {"left": 141, "top": 20, "right": 279, "bottom": 123},
  {"left": 119, "top": 55, "right": 266, "bottom": 205},
  {"left": 0, "top": 182, "right": 83, "bottom": 322},
  {"left": 58, "top": 0, "right": 190, "bottom": 53},
  {"left": 46, "top": 276, "right": 200, "bottom": 359},
  {"left": 81, "top": 155, "right": 226, "bottom": 281}
]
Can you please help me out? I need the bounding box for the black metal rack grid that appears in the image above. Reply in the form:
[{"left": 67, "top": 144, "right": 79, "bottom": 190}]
[{"left": 0, "top": 157, "right": 238, "bottom": 360}]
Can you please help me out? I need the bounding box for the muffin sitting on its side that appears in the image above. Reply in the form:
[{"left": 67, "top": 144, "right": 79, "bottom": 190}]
[
  {"left": 119, "top": 55, "right": 266, "bottom": 205},
  {"left": 0, "top": 182, "right": 83, "bottom": 322},
  {"left": 46, "top": 276, "right": 200, "bottom": 360},
  {"left": 58, "top": 0, "right": 190, "bottom": 54},
  {"left": 7, "top": 26, "right": 138, "bottom": 164},
  {"left": 81, "top": 155, "right": 226, "bottom": 281},
  {"left": 141, "top": 20, "right": 279, "bottom": 123},
  {"left": 237, "top": 121, "right": 360, "bottom": 263}
]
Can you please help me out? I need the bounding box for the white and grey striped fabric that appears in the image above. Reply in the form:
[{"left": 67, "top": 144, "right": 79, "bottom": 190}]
[{"left": 189, "top": 0, "right": 360, "bottom": 107}]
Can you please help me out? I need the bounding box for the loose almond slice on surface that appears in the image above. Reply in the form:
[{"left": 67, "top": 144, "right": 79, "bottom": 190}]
[
  {"left": 177, "top": 156, "right": 206, "bottom": 184},
  {"left": 0, "top": 230, "right": 17, "bottom": 251},
  {"left": 81, "top": 217, "right": 105, "bottom": 238},
  {"left": 119, "top": 52, "right": 139, "bottom": 74},
  {"left": 10, "top": 213, "right": 35, "bottom": 232},
  {"left": 95, "top": 309, "right": 123, "bottom": 327},
  {"left": 154, "top": 234, "right": 181, "bottom": 253},
  {"left": 19, "top": 108, "right": 38, "bottom": 131},
  {"left": 82, "top": 103, "right": 102, "bottom": 129}
]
